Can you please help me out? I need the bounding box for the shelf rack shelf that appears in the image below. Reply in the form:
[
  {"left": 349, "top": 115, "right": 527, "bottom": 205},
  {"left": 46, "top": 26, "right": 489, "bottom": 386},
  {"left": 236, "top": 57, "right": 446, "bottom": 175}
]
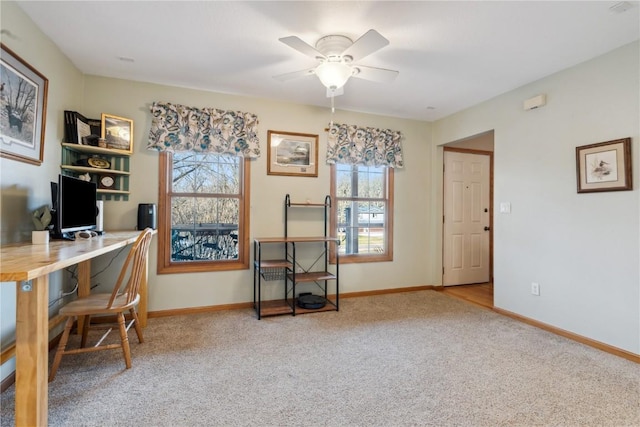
[{"left": 60, "top": 142, "right": 131, "bottom": 201}]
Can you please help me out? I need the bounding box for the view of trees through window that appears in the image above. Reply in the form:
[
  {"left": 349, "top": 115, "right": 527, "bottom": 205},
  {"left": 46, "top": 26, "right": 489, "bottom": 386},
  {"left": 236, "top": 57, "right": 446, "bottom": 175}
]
[
  {"left": 170, "top": 153, "right": 241, "bottom": 262},
  {"left": 334, "top": 164, "right": 388, "bottom": 256}
]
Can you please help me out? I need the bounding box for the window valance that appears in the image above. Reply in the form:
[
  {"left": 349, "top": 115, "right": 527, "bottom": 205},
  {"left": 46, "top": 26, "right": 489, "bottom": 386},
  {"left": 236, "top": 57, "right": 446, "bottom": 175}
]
[
  {"left": 147, "top": 102, "right": 260, "bottom": 158},
  {"left": 326, "top": 123, "right": 404, "bottom": 168}
]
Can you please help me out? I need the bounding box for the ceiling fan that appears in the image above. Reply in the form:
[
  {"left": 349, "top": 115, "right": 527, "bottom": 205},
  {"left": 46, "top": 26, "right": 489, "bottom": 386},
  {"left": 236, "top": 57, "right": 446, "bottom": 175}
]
[{"left": 274, "top": 29, "right": 399, "bottom": 97}]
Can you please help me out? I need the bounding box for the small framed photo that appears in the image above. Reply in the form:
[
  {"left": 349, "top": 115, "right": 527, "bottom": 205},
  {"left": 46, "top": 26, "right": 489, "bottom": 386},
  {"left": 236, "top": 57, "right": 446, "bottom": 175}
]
[
  {"left": 267, "top": 130, "right": 318, "bottom": 177},
  {"left": 101, "top": 113, "right": 133, "bottom": 153},
  {"left": 576, "top": 137, "right": 632, "bottom": 193},
  {"left": 0, "top": 43, "right": 49, "bottom": 165}
]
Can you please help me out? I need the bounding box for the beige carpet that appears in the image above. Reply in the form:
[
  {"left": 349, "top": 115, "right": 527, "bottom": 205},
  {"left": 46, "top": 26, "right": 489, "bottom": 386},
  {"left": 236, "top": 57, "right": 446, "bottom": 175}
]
[{"left": 1, "top": 290, "right": 638, "bottom": 426}]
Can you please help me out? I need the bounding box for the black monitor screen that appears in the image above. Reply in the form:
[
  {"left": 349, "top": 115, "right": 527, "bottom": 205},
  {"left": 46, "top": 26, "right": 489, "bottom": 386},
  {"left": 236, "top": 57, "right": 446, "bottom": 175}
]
[{"left": 58, "top": 175, "right": 97, "bottom": 233}]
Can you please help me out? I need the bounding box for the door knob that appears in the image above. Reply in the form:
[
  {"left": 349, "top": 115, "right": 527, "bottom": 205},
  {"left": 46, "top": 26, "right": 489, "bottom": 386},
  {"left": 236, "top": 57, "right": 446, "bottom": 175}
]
[{"left": 484, "top": 226, "right": 490, "bottom": 231}]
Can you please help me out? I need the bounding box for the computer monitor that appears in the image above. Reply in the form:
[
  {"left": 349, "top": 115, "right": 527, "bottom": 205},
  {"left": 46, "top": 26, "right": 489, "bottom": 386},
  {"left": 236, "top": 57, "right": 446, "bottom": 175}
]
[{"left": 51, "top": 174, "right": 97, "bottom": 240}]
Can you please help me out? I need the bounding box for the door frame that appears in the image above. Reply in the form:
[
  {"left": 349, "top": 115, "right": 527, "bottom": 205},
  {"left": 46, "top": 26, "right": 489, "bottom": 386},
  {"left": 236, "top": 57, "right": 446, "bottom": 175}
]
[{"left": 442, "top": 146, "right": 494, "bottom": 285}]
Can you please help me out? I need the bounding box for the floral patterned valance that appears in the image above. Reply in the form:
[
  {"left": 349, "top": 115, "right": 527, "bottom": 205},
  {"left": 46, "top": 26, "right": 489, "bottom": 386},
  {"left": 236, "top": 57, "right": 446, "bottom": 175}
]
[
  {"left": 147, "top": 102, "right": 260, "bottom": 158},
  {"left": 326, "top": 123, "right": 404, "bottom": 168}
]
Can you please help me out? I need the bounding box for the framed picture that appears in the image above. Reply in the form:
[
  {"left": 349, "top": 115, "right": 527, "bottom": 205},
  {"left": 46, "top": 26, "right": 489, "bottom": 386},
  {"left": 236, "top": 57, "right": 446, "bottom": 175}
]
[
  {"left": 0, "top": 43, "right": 48, "bottom": 165},
  {"left": 267, "top": 130, "right": 318, "bottom": 177},
  {"left": 101, "top": 113, "right": 133, "bottom": 153},
  {"left": 576, "top": 137, "right": 632, "bottom": 193}
]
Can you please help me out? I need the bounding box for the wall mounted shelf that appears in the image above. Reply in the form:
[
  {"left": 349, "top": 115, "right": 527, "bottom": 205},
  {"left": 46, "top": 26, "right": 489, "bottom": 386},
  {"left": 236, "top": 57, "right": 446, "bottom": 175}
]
[{"left": 60, "top": 142, "right": 131, "bottom": 201}]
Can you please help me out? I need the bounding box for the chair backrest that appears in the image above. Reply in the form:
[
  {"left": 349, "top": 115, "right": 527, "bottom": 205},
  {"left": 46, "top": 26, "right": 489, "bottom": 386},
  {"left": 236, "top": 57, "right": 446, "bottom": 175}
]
[{"left": 107, "top": 228, "right": 154, "bottom": 309}]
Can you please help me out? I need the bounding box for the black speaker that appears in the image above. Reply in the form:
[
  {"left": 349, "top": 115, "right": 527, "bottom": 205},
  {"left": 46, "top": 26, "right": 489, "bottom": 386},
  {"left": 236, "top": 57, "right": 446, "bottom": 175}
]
[{"left": 137, "top": 203, "right": 157, "bottom": 230}]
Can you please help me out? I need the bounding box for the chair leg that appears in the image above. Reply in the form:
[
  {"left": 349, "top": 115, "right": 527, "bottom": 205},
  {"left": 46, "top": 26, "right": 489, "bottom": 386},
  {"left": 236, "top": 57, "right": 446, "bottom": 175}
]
[
  {"left": 117, "top": 312, "right": 132, "bottom": 369},
  {"left": 49, "top": 317, "right": 74, "bottom": 382},
  {"left": 130, "top": 308, "right": 144, "bottom": 343},
  {"left": 80, "top": 314, "right": 91, "bottom": 348}
]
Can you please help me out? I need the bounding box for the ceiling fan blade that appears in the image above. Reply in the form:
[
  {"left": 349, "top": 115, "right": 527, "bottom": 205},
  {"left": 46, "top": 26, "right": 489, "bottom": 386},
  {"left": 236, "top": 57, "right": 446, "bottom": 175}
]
[
  {"left": 341, "top": 29, "right": 389, "bottom": 62},
  {"left": 326, "top": 86, "right": 344, "bottom": 98},
  {"left": 279, "top": 36, "right": 326, "bottom": 60},
  {"left": 352, "top": 65, "right": 398, "bottom": 84},
  {"left": 273, "top": 68, "right": 316, "bottom": 82}
]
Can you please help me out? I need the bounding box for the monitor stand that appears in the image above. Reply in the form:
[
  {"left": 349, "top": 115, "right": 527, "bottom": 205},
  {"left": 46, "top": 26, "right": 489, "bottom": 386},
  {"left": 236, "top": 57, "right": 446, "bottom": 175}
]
[{"left": 49, "top": 231, "right": 75, "bottom": 241}]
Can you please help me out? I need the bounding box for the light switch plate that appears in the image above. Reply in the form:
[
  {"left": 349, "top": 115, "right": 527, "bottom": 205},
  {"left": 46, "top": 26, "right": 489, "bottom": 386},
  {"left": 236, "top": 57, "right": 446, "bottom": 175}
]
[{"left": 500, "top": 202, "right": 511, "bottom": 214}]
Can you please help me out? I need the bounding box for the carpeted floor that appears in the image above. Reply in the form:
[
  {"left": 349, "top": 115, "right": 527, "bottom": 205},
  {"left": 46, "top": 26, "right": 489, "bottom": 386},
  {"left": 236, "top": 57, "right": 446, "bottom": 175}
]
[{"left": 1, "top": 290, "right": 638, "bottom": 426}]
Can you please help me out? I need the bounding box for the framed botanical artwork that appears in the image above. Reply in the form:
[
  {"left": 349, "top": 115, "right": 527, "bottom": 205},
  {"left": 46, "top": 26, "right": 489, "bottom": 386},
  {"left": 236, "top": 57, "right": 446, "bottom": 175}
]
[
  {"left": 101, "top": 113, "right": 133, "bottom": 153},
  {"left": 0, "top": 43, "right": 49, "bottom": 165},
  {"left": 576, "top": 137, "right": 632, "bottom": 193},
  {"left": 267, "top": 130, "right": 318, "bottom": 177}
]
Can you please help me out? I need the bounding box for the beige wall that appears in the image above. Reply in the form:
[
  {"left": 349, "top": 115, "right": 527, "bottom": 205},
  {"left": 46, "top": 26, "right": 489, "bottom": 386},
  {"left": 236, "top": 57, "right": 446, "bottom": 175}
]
[
  {"left": 445, "top": 130, "right": 494, "bottom": 152},
  {"left": 0, "top": 1, "right": 85, "bottom": 380},
  {"left": 432, "top": 41, "right": 640, "bottom": 354},
  {"left": 81, "top": 75, "right": 434, "bottom": 310}
]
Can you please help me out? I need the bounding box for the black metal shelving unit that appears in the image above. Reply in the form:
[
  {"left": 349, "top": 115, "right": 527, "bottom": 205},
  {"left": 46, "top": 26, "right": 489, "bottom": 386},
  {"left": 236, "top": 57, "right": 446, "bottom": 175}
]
[{"left": 253, "top": 194, "right": 339, "bottom": 319}]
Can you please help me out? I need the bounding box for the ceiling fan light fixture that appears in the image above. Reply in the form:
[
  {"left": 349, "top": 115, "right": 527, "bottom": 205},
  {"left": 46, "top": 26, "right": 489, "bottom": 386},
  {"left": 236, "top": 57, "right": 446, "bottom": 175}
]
[{"left": 315, "top": 61, "right": 353, "bottom": 90}]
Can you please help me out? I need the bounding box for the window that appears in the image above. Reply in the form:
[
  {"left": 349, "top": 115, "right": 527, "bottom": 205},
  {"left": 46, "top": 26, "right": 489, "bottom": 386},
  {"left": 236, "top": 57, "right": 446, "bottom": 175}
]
[
  {"left": 158, "top": 152, "right": 250, "bottom": 274},
  {"left": 330, "top": 164, "right": 394, "bottom": 263}
]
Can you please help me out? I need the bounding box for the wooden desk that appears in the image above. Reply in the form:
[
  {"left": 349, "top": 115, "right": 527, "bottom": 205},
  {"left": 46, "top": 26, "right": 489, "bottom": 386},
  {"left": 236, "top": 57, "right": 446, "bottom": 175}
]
[{"left": 0, "top": 230, "right": 154, "bottom": 427}]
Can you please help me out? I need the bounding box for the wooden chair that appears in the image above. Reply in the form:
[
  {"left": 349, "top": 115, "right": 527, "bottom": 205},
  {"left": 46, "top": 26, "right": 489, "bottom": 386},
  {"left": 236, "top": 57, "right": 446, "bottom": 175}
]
[{"left": 49, "top": 228, "right": 154, "bottom": 382}]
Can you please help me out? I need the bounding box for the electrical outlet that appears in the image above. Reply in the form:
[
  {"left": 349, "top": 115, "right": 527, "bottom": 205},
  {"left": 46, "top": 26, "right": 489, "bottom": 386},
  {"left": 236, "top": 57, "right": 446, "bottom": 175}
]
[
  {"left": 57, "top": 290, "right": 64, "bottom": 306},
  {"left": 531, "top": 282, "right": 540, "bottom": 296}
]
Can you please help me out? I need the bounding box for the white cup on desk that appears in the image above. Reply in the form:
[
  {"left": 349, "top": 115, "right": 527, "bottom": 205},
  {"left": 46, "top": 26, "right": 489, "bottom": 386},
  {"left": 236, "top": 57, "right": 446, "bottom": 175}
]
[{"left": 32, "top": 230, "right": 49, "bottom": 245}]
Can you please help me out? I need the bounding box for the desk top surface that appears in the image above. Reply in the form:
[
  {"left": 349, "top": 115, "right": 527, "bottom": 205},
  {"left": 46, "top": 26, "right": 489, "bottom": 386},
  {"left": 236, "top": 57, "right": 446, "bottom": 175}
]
[{"left": 0, "top": 230, "right": 149, "bottom": 281}]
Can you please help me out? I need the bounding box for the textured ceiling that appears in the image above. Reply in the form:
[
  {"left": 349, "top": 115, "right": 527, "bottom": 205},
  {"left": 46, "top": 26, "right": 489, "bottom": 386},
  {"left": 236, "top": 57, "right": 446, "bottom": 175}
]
[{"left": 14, "top": 1, "right": 640, "bottom": 121}]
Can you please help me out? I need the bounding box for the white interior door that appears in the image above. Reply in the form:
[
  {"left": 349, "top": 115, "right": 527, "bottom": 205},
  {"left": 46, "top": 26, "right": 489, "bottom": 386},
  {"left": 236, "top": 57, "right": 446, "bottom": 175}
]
[{"left": 443, "top": 150, "right": 491, "bottom": 286}]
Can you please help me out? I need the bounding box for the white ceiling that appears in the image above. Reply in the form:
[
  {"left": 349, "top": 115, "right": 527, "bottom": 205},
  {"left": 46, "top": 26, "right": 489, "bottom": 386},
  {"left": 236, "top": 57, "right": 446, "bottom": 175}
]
[{"left": 14, "top": 1, "right": 640, "bottom": 121}]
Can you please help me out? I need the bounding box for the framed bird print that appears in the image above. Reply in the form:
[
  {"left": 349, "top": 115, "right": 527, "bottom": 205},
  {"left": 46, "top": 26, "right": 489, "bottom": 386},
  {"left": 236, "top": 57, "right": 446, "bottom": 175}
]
[{"left": 576, "top": 138, "right": 632, "bottom": 193}]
